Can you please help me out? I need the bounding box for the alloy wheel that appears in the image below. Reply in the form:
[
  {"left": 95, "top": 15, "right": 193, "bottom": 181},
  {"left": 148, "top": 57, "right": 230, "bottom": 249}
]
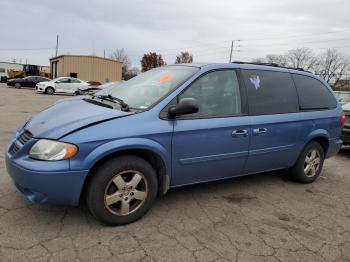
[
  {"left": 104, "top": 170, "right": 148, "bottom": 216},
  {"left": 303, "top": 149, "right": 321, "bottom": 177}
]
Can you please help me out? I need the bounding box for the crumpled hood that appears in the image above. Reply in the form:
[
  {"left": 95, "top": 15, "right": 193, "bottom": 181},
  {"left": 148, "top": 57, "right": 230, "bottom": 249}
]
[{"left": 25, "top": 97, "right": 132, "bottom": 139}]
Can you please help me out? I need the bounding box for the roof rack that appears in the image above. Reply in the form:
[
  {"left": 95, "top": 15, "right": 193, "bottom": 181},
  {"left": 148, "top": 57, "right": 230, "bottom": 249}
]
[{"left": 232, "top": 61, "right": 306, "bottom": 72}]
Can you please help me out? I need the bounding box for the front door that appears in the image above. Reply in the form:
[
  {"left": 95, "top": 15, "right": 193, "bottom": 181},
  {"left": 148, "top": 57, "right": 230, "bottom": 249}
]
[
  {"left": 26, "top": 76, "right": 37, "bottom": 87},
  {"left": 55, "top": 78, "right": 71, "bottom": 93},
  {"left": 171, "top": 70, "right": 250, "bottom": 186}
]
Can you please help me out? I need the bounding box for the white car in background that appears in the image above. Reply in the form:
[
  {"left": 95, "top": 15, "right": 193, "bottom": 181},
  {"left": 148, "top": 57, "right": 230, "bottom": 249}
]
[{"left": 36, "top": 77, "right": 89, "bottom": 95}]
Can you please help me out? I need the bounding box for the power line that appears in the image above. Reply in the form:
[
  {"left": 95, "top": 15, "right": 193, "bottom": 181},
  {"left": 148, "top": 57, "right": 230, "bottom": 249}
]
[
  {"left": 0, "top": 47, "right": 54, "bottom": 51},
  {"left": 240, "top": 28, "right": 350, "bottom": 42},
  {"left": 241, "top": 36, "right": 350, "bottom": 49},
  {"left": 120, "top": 35, "right": 350, "bottom": 58},
  {"left": 117, "top": 28, "right": 350, "bottom": 55}
]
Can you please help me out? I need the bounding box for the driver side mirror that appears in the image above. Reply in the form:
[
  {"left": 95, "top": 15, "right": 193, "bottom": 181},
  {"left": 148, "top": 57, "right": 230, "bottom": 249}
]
[{"left": 168, "top": 98, "right": 199, "bottom": 117}]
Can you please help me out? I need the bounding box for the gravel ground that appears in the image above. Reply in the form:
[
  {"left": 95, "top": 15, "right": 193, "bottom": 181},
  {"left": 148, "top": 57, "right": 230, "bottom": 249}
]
[{"left": 0, "top": 84, "right": 350, "bottom": 262}]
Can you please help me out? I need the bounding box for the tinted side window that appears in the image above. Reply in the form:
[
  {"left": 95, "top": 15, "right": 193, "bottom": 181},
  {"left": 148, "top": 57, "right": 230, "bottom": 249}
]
[
  {"left": 179, "top": 70, "right": 241, "bottom": 118},
  {"left": 242, "top": 70, "right": 299, "bottom": 115},
  {"left": 292, "top": 74, "right": 337, "bottom": 110}
]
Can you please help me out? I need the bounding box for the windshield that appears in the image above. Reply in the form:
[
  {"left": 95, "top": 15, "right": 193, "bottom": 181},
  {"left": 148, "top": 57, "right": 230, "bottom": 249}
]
[
  {"left": 343, "top": 103, "right": 350, "bottom": 111},
  {"left": 339, "top": 93, "right": 350, "bottom": 103},
  {"left": 335, "top": 91, "right": 350, "bottom": 102},
  {"left": 95, "top": 66, "right": 199, "bottom": 109},
  {"left": 98, "top": 81, "right": 123, "bottom": 95}
]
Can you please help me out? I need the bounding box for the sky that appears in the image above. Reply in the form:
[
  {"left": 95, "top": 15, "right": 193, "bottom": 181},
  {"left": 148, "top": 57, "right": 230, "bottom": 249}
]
[{"left": 1, "top": 0, "right": 350, "bottom": 68}]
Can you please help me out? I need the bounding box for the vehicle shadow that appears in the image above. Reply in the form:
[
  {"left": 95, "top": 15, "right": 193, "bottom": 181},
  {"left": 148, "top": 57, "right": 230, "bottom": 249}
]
[
  {"left": 24, "top": 170, "right": 287, "bottom": 227},
  {"left": 165, "top": 169, "right": 287, "bottom": 197},
  {"left": 9, "top": 86, "right": 73, "bottom": 97}
]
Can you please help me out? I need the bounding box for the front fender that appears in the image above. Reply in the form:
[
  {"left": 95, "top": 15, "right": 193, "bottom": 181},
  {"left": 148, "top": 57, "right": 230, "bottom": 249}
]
[{"left": 72, "top": 138, "right": 171, "bottom": 178}]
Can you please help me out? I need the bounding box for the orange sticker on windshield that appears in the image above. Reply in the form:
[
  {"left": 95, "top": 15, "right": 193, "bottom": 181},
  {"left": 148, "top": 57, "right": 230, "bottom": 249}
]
[{"left": 159, "top": 73, "right": 173, "bottom": 83}]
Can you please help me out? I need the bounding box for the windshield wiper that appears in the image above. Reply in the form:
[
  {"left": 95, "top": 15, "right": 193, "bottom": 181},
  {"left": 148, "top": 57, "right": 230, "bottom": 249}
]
[{"left": 93, "top": 94, "right": 130, "bottom": 111}]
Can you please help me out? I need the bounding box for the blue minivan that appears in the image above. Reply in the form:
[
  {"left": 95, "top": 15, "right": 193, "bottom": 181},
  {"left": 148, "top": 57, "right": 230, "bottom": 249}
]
[{"left": 5, "top": 63, "right": 345, "bottom": 225}]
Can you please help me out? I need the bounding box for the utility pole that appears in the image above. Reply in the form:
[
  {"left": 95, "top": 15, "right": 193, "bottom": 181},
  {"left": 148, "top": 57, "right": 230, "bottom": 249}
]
[
  {"left": 104, "top": 49, "right": 106, "bottom": 58},
  {"left": 229, "top": 40, "right": 241, "bottom": 63},
  {"left": 229, "top": 41, "right": 234, "bottom": 63},
  {"left": 55, "top": 34, "right": 59, "bottom": 57}
]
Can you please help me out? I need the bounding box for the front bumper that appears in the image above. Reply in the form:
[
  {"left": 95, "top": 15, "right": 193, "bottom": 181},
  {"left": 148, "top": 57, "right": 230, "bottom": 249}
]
[
  {"left": 35, "top": 86, "right": 45, "bottom": 93},
  {"left": 5, "top": 145, "right": 88, "bottom": 206},
  {"left": 341, "top": 128, "right": 350, "bottom": 145}
]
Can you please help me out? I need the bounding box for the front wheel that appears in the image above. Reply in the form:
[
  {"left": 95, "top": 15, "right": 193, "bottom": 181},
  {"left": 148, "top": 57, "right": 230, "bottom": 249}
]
[
  {"left": 45, "top": 87, "right": 54, "bottom": 95},
  {"left": 14, "top": 83, "right": 21, "bottom": 88},
  {"left": 289, "top": 141, "right": 324, "bottom": 183},
  {"left": 86, "top": 155, "right": 158, "bottom": 225}
]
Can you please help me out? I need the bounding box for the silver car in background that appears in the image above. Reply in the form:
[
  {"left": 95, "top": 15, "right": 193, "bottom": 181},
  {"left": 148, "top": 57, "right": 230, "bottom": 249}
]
[
  {"left": 335, "top": 91, "right": 350, "bottom": 105},
  {"left": 342, "top": 102, "right": 350, "bottom": 145}
]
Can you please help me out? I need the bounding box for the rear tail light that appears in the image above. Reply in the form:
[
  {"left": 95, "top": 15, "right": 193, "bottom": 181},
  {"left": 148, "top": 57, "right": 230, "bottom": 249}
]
[{"left": 340, "top": 111, "right": 345, "bottom": 128}]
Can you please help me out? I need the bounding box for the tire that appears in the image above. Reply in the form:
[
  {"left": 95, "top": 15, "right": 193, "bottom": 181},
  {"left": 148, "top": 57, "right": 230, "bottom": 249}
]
[
  {"left": 45, "top": 87, "right": 54, "bottom": 95},
  {"left": 289, "top": 141, "right": 324, "bottom": 183},
  {"left": 14, "top": 83, "right": 21, "bottom": 88},
  {"left": 86, "top": 155, "right": 158, "bottom": 226}
]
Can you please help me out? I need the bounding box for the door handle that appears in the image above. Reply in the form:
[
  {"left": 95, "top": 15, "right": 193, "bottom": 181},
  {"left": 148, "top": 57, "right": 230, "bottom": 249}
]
[
  {"left": 252, "top": 128, "right": 267, "bottom": 136},
  {"left": 232, "top": 129, "right": 248, "bottom": 138}
]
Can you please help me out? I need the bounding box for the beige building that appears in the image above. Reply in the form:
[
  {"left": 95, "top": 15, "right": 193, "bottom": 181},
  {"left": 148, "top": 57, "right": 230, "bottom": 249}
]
[{"left": 49, "top": 55, "right": 122, "bottom": 83}]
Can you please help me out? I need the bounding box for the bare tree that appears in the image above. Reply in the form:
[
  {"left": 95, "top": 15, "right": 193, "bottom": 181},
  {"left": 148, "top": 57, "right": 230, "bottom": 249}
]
[
  {"left": 251, "top": 54, "right": 288, "bottom": 66},
  {"left": 124, "top": 67, "right": 140, "bottom": 80},
  {"left": 109, "top": 49, "right": 131, "bottom": 79},
  {"left": 265, "top": 54, "right": 289, "bottom": 66},
  {"left": 250, "top": 57, "right": 266, "bottom": 63},
  {"left": 315, "top": 49, "right": 350, "bottom": 85},
  {"left": 286, "top": 48, "right": 318, "bottom": 71},
  {"left": 140, "top": 52, "right": 165, "bottom": 72},
  {"left": 251, "top": 48, "right": 317, "bottom": 70},
  {"left": 175, "top": 51, "right": 193, "bottom": 64}
]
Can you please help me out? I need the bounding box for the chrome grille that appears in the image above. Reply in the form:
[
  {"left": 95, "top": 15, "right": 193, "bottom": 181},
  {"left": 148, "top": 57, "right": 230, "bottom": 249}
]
[
  {"left": 18, "top": 130, "right": 32, "bottom": 145},
  {"left": 10, "top": 130, "right": 33, "bottom": 155},
  {"left": 11, "top": 142, "right": 20, "bottom": 155}
]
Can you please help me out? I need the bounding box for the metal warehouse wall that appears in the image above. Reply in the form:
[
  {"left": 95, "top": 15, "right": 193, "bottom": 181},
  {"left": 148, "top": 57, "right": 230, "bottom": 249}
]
[{"left": 51, "top": 55, "right": 122, "bottom": 83}]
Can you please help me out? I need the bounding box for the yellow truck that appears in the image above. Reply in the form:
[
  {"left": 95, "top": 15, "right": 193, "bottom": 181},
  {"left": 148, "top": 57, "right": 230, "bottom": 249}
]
[{"left": 7, "top": 64, "right": 51, "bottom": 79}]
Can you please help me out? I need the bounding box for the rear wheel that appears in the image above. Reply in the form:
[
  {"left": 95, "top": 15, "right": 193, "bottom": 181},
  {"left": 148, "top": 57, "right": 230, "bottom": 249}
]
[
  {"left": 290, "top": 141, "right": 324, "bottom": 183},
  {"left": 45, "top": 87, "right": 54, "bottom": 95},
  {"left": 86, "top": 155, "right": 158, "bottom": 225}
]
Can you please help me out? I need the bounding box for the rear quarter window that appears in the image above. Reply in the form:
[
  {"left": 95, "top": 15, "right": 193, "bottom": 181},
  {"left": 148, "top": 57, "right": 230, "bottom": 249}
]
[
  {"left": 292, "top": 74, "right": 337, "bottom": 110},
  {"left": 242, "top": 70, "right": 299, "bottom": 115}
]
